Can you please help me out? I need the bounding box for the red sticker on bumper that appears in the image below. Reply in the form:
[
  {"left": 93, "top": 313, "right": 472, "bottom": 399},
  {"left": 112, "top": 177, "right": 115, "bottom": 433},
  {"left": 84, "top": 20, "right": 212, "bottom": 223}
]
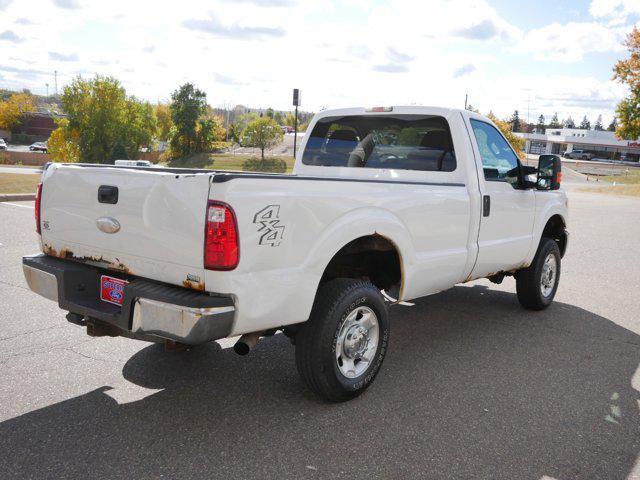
[{"left": 100, "top": 275, "right": 128, "bottom": 306}]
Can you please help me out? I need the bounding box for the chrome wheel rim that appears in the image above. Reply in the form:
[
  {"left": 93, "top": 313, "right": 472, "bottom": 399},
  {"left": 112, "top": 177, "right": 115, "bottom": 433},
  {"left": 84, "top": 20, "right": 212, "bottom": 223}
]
[
  {"left": 540, "top": 253, "right": 557, "bottom": 298},
  {"left": 335, "top": 306, "right": 379, "bottom": 379}
]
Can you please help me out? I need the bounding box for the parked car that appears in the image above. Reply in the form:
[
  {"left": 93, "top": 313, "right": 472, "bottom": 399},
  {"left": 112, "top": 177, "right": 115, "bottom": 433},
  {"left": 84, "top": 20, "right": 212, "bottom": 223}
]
[
  {"left": 29, "top": 142, "right": 48, "bottom": 153},
  {"left": 0, "top": 139, "right": 6, "bottom": 151},
  {"left": 22, "top": 106, "right": 568, "bottom": 402},
  {"left": 114, "top": 160, "right": 152, "bottom": 167},
  {"left": 563, "top": 149, "right": 593, "bottom": 160}
]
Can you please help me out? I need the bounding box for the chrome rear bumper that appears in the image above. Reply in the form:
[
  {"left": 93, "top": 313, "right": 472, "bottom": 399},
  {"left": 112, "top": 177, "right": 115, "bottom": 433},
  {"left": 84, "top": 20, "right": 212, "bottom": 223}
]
[
  {"left": 22, "top": 254, "right": 235, "bottom": 345},
  {"left": 131, "top": 298, "right": 235, "bottom": 344}
]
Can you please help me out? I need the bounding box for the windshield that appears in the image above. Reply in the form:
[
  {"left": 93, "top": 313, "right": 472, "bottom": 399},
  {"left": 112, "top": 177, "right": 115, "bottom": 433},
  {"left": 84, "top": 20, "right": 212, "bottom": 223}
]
[{"left": 302, "top": 114, "right": 456, "bottom": 172}]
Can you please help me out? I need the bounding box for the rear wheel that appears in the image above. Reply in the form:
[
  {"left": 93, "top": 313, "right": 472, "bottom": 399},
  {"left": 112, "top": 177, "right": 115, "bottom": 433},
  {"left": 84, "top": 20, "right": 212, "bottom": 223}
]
[
  {"left": 516, "top": 237, "right": 561, "bottom": 310},
  {"left": 295, "top": 279, "right": 389, "bottom": 402}
]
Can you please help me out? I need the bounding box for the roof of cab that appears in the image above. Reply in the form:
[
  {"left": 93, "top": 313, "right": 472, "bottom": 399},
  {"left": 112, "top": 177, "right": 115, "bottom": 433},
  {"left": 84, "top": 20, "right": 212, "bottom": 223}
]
[{"left": 313, "top": 106, "right": 482, "bottom": 121}]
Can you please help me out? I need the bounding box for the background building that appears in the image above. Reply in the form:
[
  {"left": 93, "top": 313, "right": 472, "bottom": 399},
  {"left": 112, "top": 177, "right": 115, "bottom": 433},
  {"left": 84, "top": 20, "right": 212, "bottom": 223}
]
[{"left": 517, "top": 128, "right": 640, "bottom": 162}]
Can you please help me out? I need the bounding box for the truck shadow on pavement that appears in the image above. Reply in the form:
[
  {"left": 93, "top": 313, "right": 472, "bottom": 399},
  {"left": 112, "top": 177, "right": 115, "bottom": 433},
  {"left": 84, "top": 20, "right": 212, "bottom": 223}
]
[{"left": 1, "top": 284, "right": 639, "bottom": 479}]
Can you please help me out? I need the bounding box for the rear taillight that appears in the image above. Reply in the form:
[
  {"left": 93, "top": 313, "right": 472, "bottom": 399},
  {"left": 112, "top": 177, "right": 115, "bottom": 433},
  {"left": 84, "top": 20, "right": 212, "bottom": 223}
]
[
  {"left": 35, "top": 182, "right": 42, "bottom": 234},
  {"left": 204, "top": 201, "right": 239, "bottom": 270}
]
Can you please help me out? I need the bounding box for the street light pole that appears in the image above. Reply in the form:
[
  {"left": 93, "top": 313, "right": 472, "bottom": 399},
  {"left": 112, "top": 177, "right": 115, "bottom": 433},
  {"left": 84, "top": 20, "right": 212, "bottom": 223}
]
[{"left": 293, "top": 88, "right": 301, "bottom": 159}]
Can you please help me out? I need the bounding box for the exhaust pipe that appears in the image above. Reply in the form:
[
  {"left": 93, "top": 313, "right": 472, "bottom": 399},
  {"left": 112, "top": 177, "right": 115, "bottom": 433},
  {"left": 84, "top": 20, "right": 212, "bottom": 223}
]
[{"left": 233, "top": 331, "right": 264, "bottom": 355}]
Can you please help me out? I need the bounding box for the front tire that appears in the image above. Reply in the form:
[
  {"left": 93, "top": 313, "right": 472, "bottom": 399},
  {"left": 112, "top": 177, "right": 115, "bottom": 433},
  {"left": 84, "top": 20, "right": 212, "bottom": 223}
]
[
  {"left": 295, "top": 279, "right": 390, "bottom": 402},
  {"left": 516, "top": 238, "right": 561, "bottom": 310}
]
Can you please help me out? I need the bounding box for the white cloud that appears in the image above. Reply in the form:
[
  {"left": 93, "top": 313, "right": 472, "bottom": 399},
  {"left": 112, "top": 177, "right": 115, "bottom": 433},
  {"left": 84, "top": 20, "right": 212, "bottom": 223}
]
[
  {"left": 181, "top": 12, "right": 285, "bottom": 39},
  {"left": 53, "top": 0, "right": 81, "bottom": 9},
  {"left": 0, "top": 30, "right": 24, "bottom": 42},
  {"left": 515, "top": 22, "right": 625, "bottom": 61},
  {"left": 590, "top": 0, "right": 640, "bottom": 23},
  {"left": 453, "top": 64, "right": 477, "bottom": 77}
]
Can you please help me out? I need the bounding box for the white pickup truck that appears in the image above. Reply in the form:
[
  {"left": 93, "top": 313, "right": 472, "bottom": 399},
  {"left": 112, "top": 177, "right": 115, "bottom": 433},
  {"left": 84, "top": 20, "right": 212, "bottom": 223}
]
[{"left": 23, "top": 107, "right": 568, "bottom": 401}]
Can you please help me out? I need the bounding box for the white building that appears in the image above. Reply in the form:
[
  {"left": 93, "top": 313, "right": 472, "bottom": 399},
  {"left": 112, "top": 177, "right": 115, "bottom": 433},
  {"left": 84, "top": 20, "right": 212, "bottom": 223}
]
[{"left": 516, "top": 128, "right": 640, "bottom": 162}]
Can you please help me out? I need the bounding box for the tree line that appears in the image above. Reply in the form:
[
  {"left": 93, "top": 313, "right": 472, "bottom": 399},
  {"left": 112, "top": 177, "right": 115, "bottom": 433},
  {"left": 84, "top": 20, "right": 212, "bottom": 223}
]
[
  {"left": 497, "top": 110, "right": 617, "bottom": 134},
  {"left": 1, "top": 76, "right": 311, "bottom": 164}
]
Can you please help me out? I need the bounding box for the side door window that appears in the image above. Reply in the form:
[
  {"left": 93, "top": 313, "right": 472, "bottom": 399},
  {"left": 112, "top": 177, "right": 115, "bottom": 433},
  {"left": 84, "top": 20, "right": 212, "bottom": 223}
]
[{"left": 470, "top": 119, "right": 520, "bottom": 186}]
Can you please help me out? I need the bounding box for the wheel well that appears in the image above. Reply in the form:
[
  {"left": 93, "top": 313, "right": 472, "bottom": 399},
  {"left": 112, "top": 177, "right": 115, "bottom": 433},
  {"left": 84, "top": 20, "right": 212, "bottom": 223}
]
[
  {"left": 542, "top": 215, "right": 567, "bottom": 257},
  {"left": 320, "top": 235, "right": 402, "bottom": 294}
]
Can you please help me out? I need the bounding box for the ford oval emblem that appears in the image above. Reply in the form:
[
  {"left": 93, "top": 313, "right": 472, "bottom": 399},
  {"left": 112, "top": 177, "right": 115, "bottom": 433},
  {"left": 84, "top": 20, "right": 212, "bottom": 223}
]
[{"left": 96, "top": 217, "right": 121, "bottom": 234}]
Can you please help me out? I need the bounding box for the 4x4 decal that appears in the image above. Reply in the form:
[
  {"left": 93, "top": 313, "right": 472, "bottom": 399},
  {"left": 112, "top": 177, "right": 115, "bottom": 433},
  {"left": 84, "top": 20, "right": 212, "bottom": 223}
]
[{"left": 253, "top": 205, "right": 285, "bottom": 247}]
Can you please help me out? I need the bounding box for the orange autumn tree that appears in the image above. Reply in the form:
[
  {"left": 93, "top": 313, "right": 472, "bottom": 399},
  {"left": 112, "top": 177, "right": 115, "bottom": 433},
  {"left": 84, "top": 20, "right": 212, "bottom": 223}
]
[{"left": 613, "top": 26, "right": 640, "bottom": 140}]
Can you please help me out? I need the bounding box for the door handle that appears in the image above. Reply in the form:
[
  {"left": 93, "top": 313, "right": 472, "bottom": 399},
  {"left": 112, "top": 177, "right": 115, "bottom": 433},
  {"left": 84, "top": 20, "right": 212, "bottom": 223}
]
[
  {"left": 98, "top": 185, "right": 119, "bottom": 204},
  {"left": 483, "top": 195, "right": 490, "bottom": 217}
]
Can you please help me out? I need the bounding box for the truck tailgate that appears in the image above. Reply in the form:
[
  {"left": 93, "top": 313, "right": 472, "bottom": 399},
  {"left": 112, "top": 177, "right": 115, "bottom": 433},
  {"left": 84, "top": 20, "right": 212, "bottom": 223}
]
[{"left": 40, "top": 164, "right": 212, "bottom": 291}]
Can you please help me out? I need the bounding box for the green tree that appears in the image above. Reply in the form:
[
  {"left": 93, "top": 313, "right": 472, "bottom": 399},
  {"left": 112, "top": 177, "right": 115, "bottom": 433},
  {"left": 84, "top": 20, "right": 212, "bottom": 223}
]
[
  {"left": 510, "top": 110, "right": 521, "bottom": 132},
  {"left": 613, "top": 27, "right": 640, "bottom": 139},
  {"left": 109, "top": 139, "right": 129, "bottom": 161},
  {"left": 230, "top": 112, "right": 260, "bottom": 145},
  {"left": 265, "top": 107, "right": 275, "bottom": 119},
  {"left": 284, "top": 112, "right": 297, "bottom": 127},
  {"left": 194, "top": 114, "right": 226, "bottom": 152},
  {"left": 61, "top": 75, "right": 156, "bottom": 163},
  {"left": 536, "top": 114, "right": 545, "bottom": 131},
  {"left": 155, "top": 103, "right": 173, "bottom": 141},
  {"left": 169, "top": 83, "right": 207, "bottom": 157},
  {"left": 242, "top": 117, "right": 283, "bottom": 161},
  {"left": 549, "top": 112, "right": 561, "bottom": 128},
  {"left": 579, "top": 116, "right": 591, "bottom": 130},
  {"left": 0, "top": 92, "right": 35, "bottom": 130},
  {"left": 487, "top": 112, "right": 525, "bottom": 158},
  {"left": 564, "top": 116, "right": 576, "bottom": 128},
  {"left": 594, "top": 114, "right": 604, "bottom": 131},
  {"left": 607, "top": 117, "right": 618, "bottom": 132},
  {"left": 47, "top": 118, "right": 80, "bottom": 163}
]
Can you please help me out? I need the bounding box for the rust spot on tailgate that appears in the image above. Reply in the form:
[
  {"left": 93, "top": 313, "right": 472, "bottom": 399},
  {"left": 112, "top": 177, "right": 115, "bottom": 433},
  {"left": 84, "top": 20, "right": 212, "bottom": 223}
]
[{"left": 42, "top": 244, "right": 132, "bottom": 274}]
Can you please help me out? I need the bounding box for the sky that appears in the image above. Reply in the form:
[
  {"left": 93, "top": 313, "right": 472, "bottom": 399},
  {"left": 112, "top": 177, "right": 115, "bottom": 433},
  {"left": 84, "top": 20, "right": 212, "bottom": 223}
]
[{"left": 0, "top": 0, "right": 639, "bottom": 124}]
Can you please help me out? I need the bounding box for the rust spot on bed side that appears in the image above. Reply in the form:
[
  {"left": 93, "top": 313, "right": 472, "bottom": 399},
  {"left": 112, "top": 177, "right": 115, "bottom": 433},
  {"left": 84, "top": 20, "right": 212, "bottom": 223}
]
[{"left": 182, "top": 279, "right": 205, "bottom": 292}]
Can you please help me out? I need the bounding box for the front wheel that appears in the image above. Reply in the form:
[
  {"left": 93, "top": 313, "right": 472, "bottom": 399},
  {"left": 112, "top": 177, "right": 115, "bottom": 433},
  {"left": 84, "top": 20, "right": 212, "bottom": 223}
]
[
  {"left": 516, "top": 237, "right": 561, "bottom": 310},
  {"left": 295, "top": 279, "right": 390, "bottom": 402}
]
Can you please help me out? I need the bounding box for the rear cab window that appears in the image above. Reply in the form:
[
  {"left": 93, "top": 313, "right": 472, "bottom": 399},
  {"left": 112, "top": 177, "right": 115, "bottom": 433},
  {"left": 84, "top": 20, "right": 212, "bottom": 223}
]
[{"left": 302, "top": 115, "right": 456, "bottom": 172}]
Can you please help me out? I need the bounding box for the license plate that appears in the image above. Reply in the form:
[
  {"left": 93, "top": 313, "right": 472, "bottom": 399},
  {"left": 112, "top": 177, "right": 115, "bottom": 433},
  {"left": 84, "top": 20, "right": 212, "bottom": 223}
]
[{"left": 100, "top": 275, "right": 128, "bottom": 306}]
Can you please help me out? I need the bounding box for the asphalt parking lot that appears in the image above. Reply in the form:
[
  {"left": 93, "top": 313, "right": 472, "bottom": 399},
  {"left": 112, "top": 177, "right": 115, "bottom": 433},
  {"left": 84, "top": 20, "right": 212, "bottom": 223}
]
[{"left": 1, "top": 184, "right": 639, "bottom": 479}]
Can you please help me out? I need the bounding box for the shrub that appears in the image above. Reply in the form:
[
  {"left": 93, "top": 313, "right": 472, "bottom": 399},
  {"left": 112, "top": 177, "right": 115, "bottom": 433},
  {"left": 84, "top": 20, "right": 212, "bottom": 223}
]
[
  {"left": 242, "top": 156, "right": 287, "bottom": 173},
  {"left": 0, "top": 152, "right": 10, "bottom": 164}
]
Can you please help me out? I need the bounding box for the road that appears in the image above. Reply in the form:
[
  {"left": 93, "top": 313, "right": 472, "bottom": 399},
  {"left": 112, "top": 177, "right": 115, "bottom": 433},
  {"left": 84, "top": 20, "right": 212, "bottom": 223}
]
[
  {"left": 0, "top": 183, "right": 639, "bottom": 479},
  {"left": 0, "top": 165, "right": 43, "bottom": 175}
]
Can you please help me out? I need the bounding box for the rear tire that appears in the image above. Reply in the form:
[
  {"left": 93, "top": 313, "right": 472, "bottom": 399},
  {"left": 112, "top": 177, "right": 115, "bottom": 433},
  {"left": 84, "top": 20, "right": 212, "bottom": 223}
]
[
  {"left": 516, "top": 237, "right": 561, "bottom": 310},
  {"left": 295, "top": 279, "right": 389, "bottom": 402}
]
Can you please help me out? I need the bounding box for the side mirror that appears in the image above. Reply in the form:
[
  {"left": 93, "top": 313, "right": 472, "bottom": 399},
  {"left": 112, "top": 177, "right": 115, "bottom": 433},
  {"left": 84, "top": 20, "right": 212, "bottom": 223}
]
[{"left": 537, "top": 155, "right": 562, "bottom": 190}]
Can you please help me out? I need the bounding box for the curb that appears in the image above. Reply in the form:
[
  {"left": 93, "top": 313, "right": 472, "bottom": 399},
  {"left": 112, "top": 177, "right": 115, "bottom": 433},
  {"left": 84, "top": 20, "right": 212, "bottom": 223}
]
[{"left": 0, "top": 193, "right": 36, "bottom": 202}]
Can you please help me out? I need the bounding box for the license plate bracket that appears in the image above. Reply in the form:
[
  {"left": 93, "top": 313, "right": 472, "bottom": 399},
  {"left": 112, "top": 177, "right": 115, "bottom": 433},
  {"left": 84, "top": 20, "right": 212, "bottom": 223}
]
[{"left": 100, "top": 275, "right": 128, "bottom": 306}]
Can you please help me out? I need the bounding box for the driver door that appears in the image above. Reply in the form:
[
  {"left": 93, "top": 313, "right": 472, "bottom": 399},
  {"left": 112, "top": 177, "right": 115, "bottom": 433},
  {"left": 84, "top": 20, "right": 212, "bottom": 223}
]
[{"left": 468, "top": 119, "right": 535, "bottom": 278}]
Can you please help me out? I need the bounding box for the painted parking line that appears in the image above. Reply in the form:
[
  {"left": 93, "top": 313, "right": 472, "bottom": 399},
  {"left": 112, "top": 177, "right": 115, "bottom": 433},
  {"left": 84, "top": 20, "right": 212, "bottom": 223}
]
[{"left": 0, "top": 202, "right": 34, "bottom": 209}]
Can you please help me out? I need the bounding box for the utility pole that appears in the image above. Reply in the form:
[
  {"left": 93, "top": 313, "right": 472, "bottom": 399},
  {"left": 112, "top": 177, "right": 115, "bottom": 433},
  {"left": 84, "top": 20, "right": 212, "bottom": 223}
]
[
  {"left": 293, "top": 88, "right": 301, "bottom": 159},
  {"left": 464, "top": 93, "right": 468, "bottom": 110},
  {"left": 45, "top": 83, "right": 49, "bottom": 98},
  {"left": 54, "top": 70, "right": 58, "bottom": 97}
]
